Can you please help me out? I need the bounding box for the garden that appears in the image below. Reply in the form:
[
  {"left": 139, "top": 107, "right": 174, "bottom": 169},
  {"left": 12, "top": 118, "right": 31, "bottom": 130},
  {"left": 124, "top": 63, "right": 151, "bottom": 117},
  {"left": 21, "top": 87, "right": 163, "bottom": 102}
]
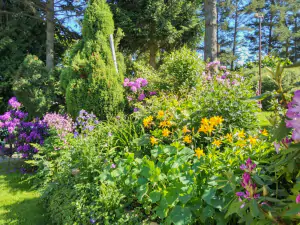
[{"left": 0, "top": 0, "right": 300, "bottom": 224}]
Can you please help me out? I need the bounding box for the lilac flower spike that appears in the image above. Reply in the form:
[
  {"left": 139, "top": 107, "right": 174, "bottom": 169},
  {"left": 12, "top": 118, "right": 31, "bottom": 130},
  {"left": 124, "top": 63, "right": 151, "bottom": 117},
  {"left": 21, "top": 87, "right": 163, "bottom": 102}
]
[
  {"left": 296, "top": 194, "right": 300, "bottom": 204},
  {"left": 285, "top": 90, "right": 300, "bottom": 142}
]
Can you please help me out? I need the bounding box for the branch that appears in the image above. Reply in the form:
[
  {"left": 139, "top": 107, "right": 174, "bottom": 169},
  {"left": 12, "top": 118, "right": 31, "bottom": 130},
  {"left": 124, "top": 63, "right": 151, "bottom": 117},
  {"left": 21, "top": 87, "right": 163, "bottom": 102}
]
[{"left": 0, "top": 10, "right": 45, "bottom": 21}]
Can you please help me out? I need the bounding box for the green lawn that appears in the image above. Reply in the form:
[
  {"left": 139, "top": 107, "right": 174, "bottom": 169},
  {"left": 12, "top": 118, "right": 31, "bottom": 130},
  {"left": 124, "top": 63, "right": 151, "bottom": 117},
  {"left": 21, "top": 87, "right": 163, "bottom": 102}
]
[{"left": 0, "top": 161, "right": 47, "bottom": 225}]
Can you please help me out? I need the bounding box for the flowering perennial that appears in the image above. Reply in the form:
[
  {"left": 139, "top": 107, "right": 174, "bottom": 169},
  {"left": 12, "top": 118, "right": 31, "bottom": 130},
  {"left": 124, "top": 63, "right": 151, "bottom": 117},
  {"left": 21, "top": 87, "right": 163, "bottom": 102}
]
[{"left": 286, "top": 90, "right": 300, "bottom": 142}]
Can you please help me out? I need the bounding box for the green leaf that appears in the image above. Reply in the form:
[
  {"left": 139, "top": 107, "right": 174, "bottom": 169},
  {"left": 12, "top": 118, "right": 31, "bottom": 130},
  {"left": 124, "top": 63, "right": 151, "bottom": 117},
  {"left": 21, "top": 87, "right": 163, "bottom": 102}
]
[
  {"left": 252, "top": 175, "right": 264, "bottom": 186},
  {"left": 246, "top": 92, "right": 272, "bottom": 102},
  {"left": 166, "top": 188, "right": 180, "bottom": 205},
  {"left": 137, "top": 184, "right": 148, "bottom": 202},
  {"left": 150, "top": 191, "right": 161, "bottom": 203},
  {"left": 284, "top": 204, "right": 300, "bottom": 216},
  {"left": 179, "top": 193, "right": 192, "bottom": 204},
  {"left": 271, "top": 118, "right": 291, "bottom": 142},
  {"left": 225, "top": 200, "right": 243, "bottom": 218},
  {"left": 156, "top": 197, "right": 169, "bottom": 219},
  {"left": 202, "top": 188, "right": 216, "bottom": 205},
  {"left": 249, "top": 199, "right": 260, "bottom": 217},
  {"left": 170, "top": 205, "right": 192, "bottom": 225},
  {"left": 163, "top": 146, "right": 177, "bottom": 155},
  {"left": 133, "top": 134, "right": 150, "bottom": 146}
]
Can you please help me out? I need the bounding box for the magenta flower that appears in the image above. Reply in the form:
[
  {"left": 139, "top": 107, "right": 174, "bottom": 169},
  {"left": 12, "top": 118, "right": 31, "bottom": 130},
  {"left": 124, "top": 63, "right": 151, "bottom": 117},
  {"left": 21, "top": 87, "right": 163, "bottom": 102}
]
[
  {"left": 138, "top": 93, "right": 146, "bottom": 101},
  {"left": 111, "top": 164, "right": 116, "bottom": 169},
  {"left": 296, "top": 194, "right": 300, "bottom": 204},
  {"left": 149, "top": 91, "right": 157, "bottom": 96},
  {"left": 130, "top": 86, "right": 137, "bottom": 92},
  {"left": 123, "top": 78, "right": 130, "bottom": 87},
  {"left": 8, "top": 97, "right": 21, "bottom": 109}
]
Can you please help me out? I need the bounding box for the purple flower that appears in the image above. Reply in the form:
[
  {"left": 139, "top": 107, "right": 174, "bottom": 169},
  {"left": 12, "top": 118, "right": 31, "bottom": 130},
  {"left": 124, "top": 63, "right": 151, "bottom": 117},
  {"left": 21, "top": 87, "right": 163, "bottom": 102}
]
[
  {"left": 127, "top": 96, "right": 133, "bottom": 101},
  {"left": 130, "top": 86, "right": 137, "bottom": 92},
  {"left": 0, "top": 111, "right": 11, "bottom": 121},
  {"left": 133, "top": 108, "right": 139, "bottom": 112},
  {"left": 274, "top": 142, "right": 280, "bottom": 154},
  {"left": 240, "top": 164, "right": 247, "bottom": 170},
  {"left": 138, "top": 93, "right": 146, "bottom": 101},
  {"left": 90, "top": 218, "right": 96, "bottom": 224},
  {"left": 123, "top": 78, "right": 130, "bottom": 87},
  {"left": 149, "top": 91, "right": 157, "bottom": 96},
  {"left": 116, "top": 116, "right": 120, "bottom": 120},
  {"left": 141, "top": 79, "right": 148, "bottom": 87},
  {"left": 108, "top": 132, "right": 112, "bottom": 137},
  {"left": 236, "top": 192, "right": 245, "bottom": 197},
  {"left": 111, "top": 164, "right": 116, "bottom": 169},
  {"left": 220, "top": 66, "right": 227, "bottom": 70},
  {"left": 8, "top": 97, "right": 21, "bottom": 109},
  {"left": 296, "top": 194, "right": 300, "bottom": 204}
]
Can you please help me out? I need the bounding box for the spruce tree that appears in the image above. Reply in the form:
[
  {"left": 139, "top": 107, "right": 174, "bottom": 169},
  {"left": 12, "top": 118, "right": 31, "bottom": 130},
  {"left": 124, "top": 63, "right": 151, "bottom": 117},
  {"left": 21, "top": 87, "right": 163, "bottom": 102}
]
[{"left": 61, "top": 0, "right": 124, "bottom": 119}]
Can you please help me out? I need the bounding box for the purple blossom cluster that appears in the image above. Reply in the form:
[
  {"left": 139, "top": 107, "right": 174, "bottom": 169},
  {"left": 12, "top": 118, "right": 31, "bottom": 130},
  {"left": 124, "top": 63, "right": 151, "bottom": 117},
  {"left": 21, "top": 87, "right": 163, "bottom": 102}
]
[
  {"left": 0, "top": 97, "right": 48, "bottom": 158},
  {"left": 16, "top": 120, "right": 49, "bottom": 158},
  {"left": 285, "top": 90, "right": 300, "bottom": 142},
  {"left": 203, "top": 61, "right": 244, "bottom": 87},
  {"left": 236, "top": 158, "right": 260, "bottom": 203},
  {"left": 73, "top": 110, "right": 99, "bottom": 137},
  {"left": 123, "top": 77, "right": 156, "bottom": 112},
  {"left": 43, "top": 113, "right": 73, "bottom": 140}
]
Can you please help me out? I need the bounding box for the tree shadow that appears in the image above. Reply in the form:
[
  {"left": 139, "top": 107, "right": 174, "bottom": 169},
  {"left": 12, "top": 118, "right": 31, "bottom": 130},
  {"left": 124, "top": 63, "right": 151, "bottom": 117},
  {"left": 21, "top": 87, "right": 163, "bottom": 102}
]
[{"left": 0, "top": 197, "right": 48, "bottom": 225}]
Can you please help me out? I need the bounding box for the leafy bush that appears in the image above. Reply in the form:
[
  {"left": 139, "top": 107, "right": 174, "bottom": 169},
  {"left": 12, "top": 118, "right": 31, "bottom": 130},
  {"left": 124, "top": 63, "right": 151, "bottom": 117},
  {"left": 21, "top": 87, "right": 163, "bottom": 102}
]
[
  {"left": 13, "top": 55, "right": 62, "bottom": 118},
  {"left": 157, "top": 47, "right": 204, "bottom": 93},
  {"left": 61, "top": 0, "right": 124, "bottom": 119}
]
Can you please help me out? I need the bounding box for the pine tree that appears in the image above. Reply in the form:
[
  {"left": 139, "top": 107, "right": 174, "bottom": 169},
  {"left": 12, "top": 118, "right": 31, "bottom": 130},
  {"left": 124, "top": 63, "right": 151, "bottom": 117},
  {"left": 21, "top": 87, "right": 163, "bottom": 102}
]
[
  {"left": 109, "top": 0, "right": 202, "bottom": 68},
  {"left": 61, "top": 0, "right": 124, "bottom": 119}
]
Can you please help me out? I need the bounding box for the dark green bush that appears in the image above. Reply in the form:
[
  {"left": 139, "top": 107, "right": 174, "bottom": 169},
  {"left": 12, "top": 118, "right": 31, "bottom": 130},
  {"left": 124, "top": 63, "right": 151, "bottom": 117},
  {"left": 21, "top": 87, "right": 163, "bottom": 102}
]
[{"left": 13, "top": 55, "right": 62, "bottom": 118}]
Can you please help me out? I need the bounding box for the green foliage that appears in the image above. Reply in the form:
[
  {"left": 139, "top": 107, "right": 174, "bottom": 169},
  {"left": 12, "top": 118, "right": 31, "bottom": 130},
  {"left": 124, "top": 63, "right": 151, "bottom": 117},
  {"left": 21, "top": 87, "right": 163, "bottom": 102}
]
[
  {"left": 158, "top": 47, "right": 204, "bottom": 93},
  {"left": 13, "top": 55, "right": 62, "bottom": 118},
  {"left": 61, "top": 0, "right": 124, "bottom": 119},
  {"left": 109, "top": 0, "right": 203, "bottom": 67}
]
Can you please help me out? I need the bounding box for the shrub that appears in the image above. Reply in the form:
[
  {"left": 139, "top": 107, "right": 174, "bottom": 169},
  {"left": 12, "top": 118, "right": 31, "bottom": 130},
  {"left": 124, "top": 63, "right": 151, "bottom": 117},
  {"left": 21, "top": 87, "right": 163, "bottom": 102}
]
[
  {"left": 13, "top": 55, "right": 62, "bottom": 118},
  {"left": 158, "top": 47, "right": 204, "bottom": 93},
  {"left": 61, "top": 0, "right": 124, "bottom": 119}
]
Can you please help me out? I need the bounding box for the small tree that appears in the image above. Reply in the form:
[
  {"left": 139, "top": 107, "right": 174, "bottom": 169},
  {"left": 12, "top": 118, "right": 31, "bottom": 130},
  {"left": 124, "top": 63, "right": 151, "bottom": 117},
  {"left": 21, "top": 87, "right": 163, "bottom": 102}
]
[{"left": 61, "top": 0, "right": 124, "bottom": 119}]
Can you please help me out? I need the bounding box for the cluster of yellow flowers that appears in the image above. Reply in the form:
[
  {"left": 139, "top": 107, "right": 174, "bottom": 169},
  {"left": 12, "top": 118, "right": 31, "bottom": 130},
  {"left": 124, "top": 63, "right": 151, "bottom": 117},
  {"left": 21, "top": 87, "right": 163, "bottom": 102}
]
[
  {"left": 143, "top": 116, "right": 153, "bottom": 128},
  {"left": 198, "top": 116, "right": 224, "bottom": 135}
]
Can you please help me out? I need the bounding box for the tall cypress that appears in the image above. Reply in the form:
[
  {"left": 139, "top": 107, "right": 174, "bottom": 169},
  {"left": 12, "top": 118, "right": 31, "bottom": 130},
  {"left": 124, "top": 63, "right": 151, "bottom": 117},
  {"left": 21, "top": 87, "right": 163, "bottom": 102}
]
[{"left": 61, "top": 0, "right": 124, "bottom": 119}]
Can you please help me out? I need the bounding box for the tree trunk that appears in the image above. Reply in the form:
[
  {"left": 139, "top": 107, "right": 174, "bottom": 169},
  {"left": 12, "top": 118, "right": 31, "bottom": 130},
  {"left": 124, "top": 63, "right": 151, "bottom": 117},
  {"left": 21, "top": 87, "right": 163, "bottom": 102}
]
[
  {"left": 46, "top": 0, "right": 54, "bottom": 71},
  {"left": 295, "top": 15, "right": 298, "bottom": 62},
  {"left": 204, "top": 0, "right": 217, "bottom": 62},
  {"left": 149, "top": 42, "right": 158, "bottom": 69},
  {"left": 231, "top": 0, "right": 238, "bottom": 70}
]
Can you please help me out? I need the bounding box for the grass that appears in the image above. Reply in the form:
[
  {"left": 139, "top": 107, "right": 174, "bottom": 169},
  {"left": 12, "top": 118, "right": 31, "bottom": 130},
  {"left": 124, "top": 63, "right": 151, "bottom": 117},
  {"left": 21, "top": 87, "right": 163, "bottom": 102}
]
[
  {"left": 0, "top": 161, "right": 47, "bottom": 225},
  {"left": 257, "top": 111, "right": 272, "bottom": 128}
]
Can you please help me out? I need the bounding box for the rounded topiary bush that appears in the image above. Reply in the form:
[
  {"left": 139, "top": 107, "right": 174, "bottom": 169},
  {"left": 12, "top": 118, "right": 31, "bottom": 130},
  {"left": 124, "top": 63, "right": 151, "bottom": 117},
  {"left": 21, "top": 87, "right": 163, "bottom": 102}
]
[
  {"left": 61, "top": 0, "right": 124, "bottom": 119},
  {"left": 158, "top": 47, "right": 204, "bottom": 92}
]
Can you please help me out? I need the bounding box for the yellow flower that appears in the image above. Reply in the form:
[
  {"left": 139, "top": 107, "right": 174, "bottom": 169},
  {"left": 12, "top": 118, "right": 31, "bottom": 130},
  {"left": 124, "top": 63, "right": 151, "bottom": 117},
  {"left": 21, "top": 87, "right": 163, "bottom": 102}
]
[
  {"left": 183, "top": 135, "right": 192, "bottom": 144},
  {"left": 237, "top": 140, "right": 246, "bottom": 148},
  {"left": 150, "top": 136, "right": 158, "bottom": 145},
  {"left": 201, "top": 118, "right": 210, "bottom": 126},
  {"left": 157, "top": 110, "right": 164, "bottom": 119},
  {"left": 248, "top": 136, "right": 257, "bottom": 145},
  {"left": 225, "top": 133, "right": 233, "bottom": 143},
  {"left": 143, "top": 116, "right": 153, "bottom": 128},
  {"left": 208, "top": 153, "right": 216, "bottom": 160},
  {"left": 182, "top": 126, "right": 191, "bottom": 134},
  {"left": 194, "top": 148, "right": 205, "bottom": 159},
  {"left": 162, "top": 128, "right": 171, "bottom": 137},
  {"left": 210, "top": 116, "right": 224, "bottom": 126},
  {"left": 206, "top": 125, "right": 215, "bottom": 134},
  {"left": 198, "top": 125, "right": 208, "bottom": 133},
  {"left": 237, "top": 130, "right": 245, "bottom": 138},
  {"left": 159, "top": 120, "right": 172, "bottom": 128},
  {"left": 212, "top": 139, "right": 222, "bottom": 147},
  {"left": 261, "top": 129, "right": 268, "bottom": 136}
]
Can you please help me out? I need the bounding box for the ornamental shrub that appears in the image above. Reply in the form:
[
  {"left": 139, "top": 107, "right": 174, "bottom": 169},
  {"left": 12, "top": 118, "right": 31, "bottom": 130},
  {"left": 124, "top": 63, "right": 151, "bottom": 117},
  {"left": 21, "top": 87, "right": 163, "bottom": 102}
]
[
  {"left": 13, "top": 55, "right": 63, "bottom": 119},
  {"left": 158, "top": 47, "right": 204, "bottom": 93},
  {"left": 61, "top": 0, "right": 124, "bottom": 119}
]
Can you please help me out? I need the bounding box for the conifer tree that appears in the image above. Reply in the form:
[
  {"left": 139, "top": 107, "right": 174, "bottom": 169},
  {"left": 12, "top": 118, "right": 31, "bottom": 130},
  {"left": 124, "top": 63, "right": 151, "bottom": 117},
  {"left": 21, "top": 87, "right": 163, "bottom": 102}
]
[{"left": 61, "top": 0, "right": 124, "bottom": 119}]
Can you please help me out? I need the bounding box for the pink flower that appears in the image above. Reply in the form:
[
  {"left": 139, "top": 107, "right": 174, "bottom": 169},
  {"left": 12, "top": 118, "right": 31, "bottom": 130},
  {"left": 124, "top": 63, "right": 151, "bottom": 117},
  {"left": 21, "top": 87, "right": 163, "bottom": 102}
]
[
  {"left": 123, "top": 78, "right": 130, "bottom": 87},
  {"left": 220, "top": 66, "right": 227, "bottom": 70},
  {"left": 130, "top": 86, "right": 137, "bottom": 92},
  {"left": 138, "top": 93, "right": 146, "bottom": 101},
  {"left": 274, "top": 142, "right": 280, "bottom": 153},
  {"left": 296, "top": 194, "right": 300, "bottom": 204},
  {"left": 111, "top": 164, "right": 116, "bottom": 169},
  {"left": 127, "top": 96, "right": 133, "bottom": 101},
  {"left": 8, "top": 97, "right": 21, "bottom": 109}
]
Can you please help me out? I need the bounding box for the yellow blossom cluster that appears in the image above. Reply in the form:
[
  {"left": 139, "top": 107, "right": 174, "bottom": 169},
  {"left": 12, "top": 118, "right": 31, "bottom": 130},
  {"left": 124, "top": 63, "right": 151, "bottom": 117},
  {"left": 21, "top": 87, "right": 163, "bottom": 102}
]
[
  {"left": 198, "top": 116, "right": 223, "bottom": 135},
  {"left": 143, "top": 116, "right": 153, "bottom": 128}
]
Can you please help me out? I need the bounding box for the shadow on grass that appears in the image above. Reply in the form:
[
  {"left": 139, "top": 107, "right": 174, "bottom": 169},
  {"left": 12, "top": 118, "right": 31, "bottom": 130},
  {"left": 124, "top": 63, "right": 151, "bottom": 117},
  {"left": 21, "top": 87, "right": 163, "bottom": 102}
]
[
  {"left": 0, "top": 197, "right": 48, "bottom": 225},
  {"left": 0, "top": 160, "right": 30, "bottom": 193}
]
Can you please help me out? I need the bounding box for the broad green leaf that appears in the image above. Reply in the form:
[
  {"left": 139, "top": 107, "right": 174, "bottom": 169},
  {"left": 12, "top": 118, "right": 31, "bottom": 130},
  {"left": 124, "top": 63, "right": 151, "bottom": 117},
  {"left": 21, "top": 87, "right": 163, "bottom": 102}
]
[
  {"left": 284, "top": 204, "right": 300, "bottom": 216},
  {"left": 225, "top": 200, "right": 243, "bottom": 218},
  {"left": 149, "top": 191, "right": 161, "bottom": 203},
  {"left": 246, "top": 92, "right": 272, "bottom": 102},
  {"left": 271, "top": 118, "right": 291, "bottom": 142},
  {"left": 155, "top": 197, "right": 169, "bottom": 219},
  {"left": 170, "top": 206, "right": 192, "bottom": 225},
  {"left": 137, "top": 184, "right": 148, "bottom": 202},
  {"left": 249, "top": 199, "right": 260, "bottom": 217}
]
